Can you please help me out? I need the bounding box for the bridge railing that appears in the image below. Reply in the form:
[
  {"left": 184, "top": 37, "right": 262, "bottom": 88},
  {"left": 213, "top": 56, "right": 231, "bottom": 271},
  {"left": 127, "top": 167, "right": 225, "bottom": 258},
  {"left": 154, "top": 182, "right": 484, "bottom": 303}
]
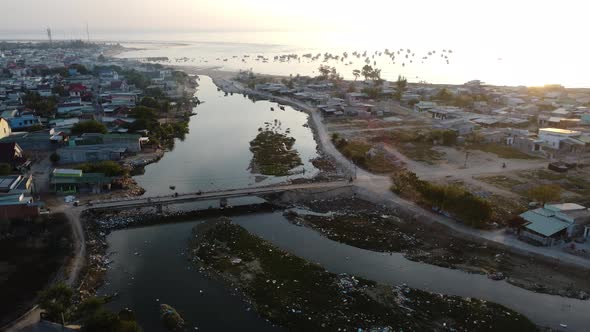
[{"left": 88, "top": 180, "right": 349, "bottom": 206}]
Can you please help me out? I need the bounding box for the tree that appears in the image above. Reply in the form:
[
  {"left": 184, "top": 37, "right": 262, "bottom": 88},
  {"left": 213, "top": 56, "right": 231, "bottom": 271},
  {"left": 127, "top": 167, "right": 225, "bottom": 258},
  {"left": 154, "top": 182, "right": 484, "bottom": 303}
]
[
  {"left": 526, "top": 184, "right": 562, "bottom": 204},
  {"left": 139, "top": 97, "right": 160, "bottom": 109},
  {"left": 394, "top": 75, "right": 408, "bottom": 101},
  {"left": 50, "top": 153, "right": 60, "bottom": 164},
  {"left": 352, "top": 69, "right": 360, "bottom": 81},
  {"left": 435, "top": 88, "right": 453, "bottom": 102},
  {"left": 71, "top": 120, "right": 108, "bottom": 135},
  {"left": 361, "top": 65, "right": 373, "bottom": 81},
  {"left": 38, "top": 283, "right": 74, "bottom": 323},
  {"left": 317, "top": 65, "right": 332, "bottom": 80}
]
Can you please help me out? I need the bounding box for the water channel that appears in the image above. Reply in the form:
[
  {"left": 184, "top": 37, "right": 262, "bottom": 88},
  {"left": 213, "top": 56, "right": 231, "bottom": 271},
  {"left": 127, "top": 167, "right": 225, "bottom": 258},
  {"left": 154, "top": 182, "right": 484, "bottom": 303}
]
[{"left": 98, "top": 76, "right": 589, "bottom": 331}]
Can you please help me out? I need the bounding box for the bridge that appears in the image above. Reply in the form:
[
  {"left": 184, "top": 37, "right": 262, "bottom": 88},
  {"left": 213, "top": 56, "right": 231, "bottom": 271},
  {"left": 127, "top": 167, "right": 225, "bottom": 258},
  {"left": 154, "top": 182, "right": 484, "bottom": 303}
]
[{"left": 87, "top": 181, "right": 352, "bottom": 212}]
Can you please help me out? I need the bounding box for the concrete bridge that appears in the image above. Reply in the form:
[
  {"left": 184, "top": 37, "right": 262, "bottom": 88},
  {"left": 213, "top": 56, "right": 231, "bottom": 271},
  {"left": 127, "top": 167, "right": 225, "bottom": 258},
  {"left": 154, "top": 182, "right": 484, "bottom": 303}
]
[{"left": 87, "top": 181, "right": 352, "bottom": 212}]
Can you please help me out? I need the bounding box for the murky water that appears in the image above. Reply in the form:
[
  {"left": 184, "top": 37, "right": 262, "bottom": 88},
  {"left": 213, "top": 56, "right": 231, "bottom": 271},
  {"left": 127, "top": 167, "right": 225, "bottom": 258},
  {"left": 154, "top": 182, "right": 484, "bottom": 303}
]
[
  {"left": 100, "top": 213, "right": 590, "bottom": 331},
  {"left": 134, "top": 75, "right": 319, "bottom": 196}
]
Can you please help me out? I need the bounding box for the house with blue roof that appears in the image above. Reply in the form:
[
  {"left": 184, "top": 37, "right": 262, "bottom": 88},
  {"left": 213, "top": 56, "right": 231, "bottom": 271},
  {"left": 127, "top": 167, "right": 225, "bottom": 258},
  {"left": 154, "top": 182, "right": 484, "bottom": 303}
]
[{"left": 519, "top": 203, "right": 590, "bottom": 246}]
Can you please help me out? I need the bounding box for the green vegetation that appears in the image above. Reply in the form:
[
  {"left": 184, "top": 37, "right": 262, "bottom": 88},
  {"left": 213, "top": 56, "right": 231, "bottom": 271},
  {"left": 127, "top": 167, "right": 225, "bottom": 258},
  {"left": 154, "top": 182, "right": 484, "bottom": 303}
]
[
  {"left": 125, "top": 106, "right": 189, "bottom": 148},
  {"left": 0, "top": 214, "right": 72, "bottom": 326},
  {"left": 191, "top": 220, "right": 537, "bottom": 331},
  {"left": 377, "top": 129, "right": 453, "bottom": 164},
  {"left": 435, "top": 88, "right": 489, "bottom": 107},
  {"left": 38, "top": 284, "right": 141, "bottom": 332},
  {"left": 0, "top": 163, "right": 11, "bottom": 175},
  {"left": 392, "top": 171, "right": 492, "bottom": 227},
  {"left": 249, "top": 128, "right": 302, "bottom": 176},
  {"left": 38, "top": 282, "right": 74, "bottom": 322},
  {"left": 394, "top": 75, "right": 407, "bottom": 100},
  {"left": 360, "top": 65, "right": 381, "bottom": 82},
  {"left": 71, "top": 120, "right": 108, "bottom": 135},
  {"left": 75, "top": 161, "right": 126, "bottom": 177},
  {"left": 476, "top": 175, "right": 525, "bottom": 190},
  {"left": 419, "top": 182, "right": 492, "bottom": 227},
  {"left": 50, "top": 152, "right": 61, "bottom": 164},
  {"left": 333, "top": 134, "right": 398, "bottom": 173},
  {"left": 526, "top": 184, "right": 562, "bottom": 204},
  {"left": 22, "top": 92, "right": 58, "bottom": 117},
  {"left": 467, "top": 143, "right": 537, "bottom": 159},
  {"left": 317, "top": 65, "right": 342, "bottom": 81}
]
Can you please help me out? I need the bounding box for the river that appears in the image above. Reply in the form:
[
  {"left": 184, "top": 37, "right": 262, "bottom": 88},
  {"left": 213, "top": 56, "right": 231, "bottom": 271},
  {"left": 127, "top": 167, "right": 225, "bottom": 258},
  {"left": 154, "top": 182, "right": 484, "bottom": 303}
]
[
  {"left": 100, "top": 213, "right": 590, "bottom": 331},
  {"left": 133, "top": 75, "right": 320, "bottom": 196},
  {"left": 98, "top": 75, "right": 589, "bottom": 331}
]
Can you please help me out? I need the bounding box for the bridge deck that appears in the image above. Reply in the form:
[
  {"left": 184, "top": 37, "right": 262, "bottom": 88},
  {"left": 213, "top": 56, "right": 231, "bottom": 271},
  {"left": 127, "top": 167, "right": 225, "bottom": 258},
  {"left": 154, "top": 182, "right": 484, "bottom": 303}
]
[{"left": 87, "top": 181, "right": 351, "bottom": 211}]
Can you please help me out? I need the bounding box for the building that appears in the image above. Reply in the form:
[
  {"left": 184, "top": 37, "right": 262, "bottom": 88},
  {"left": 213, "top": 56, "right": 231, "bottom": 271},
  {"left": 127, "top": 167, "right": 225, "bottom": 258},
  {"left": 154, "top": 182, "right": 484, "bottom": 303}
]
[
  {"left": 0, "top": 117, "right": 11, "bottom": 139},
  {"left": 56, "top": 144, "right": 127, "bottom": 164},
  {"left": 0, "top": 174, "right": 39, "bottom": 219},
  {"left": 0, "top": 142, "right": 28, "bottom": 169},
  {"left": 538, "top": 128, "right": 581, "bottom": 149},
  {"left": 413, "top": 101, "right": 437, "bottom": 112},
  {"left": 50, "top": 168, "right": 112, "bottom": 194},
  {"left": 5, "top": 113, "right": 41, "bottom": 130},
  {"left": 520, "top": 203, "right": 590, "bottom": 246}
]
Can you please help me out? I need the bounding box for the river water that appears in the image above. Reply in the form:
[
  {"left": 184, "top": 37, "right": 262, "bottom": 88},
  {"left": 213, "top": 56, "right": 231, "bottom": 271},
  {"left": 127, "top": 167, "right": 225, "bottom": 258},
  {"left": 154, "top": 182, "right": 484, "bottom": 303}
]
[
  {"left": 133, "top": 75, "right": 319, "bottom": 196},
  {"left": 99, "top": 74, "right": 590, "bottom": 331},
  {"left": 100, "top": 213, "right": 590, "bottom": 331}
]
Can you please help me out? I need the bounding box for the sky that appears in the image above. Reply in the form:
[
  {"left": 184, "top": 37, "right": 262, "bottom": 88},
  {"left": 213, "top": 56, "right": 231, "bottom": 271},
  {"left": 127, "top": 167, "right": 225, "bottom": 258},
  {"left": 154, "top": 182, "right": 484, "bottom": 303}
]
[{"left": 1, "top": 0, "right": 587, "bottom": 41}]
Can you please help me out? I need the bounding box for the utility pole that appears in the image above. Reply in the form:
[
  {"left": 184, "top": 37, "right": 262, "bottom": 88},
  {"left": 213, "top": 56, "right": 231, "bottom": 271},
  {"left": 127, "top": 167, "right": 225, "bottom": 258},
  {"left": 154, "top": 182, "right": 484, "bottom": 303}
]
[
  {"left": 86, "top": 23, "right": 90, "bottom": 42},
  {"left": 46, "top": 28, "right": 52, "bottom": 46}
]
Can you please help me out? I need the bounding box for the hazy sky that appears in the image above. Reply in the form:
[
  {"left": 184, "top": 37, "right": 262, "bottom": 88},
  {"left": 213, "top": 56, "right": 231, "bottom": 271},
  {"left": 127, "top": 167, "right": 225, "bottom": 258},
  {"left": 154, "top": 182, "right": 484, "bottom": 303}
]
[{"left": 1, "top": 0, "right": 586, "bottom": 40}]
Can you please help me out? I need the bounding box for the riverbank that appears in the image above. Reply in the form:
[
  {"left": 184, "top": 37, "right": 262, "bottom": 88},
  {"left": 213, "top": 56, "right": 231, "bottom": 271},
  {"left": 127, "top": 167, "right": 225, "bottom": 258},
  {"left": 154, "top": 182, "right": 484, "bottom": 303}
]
[
  {"left": 189, "top": 218, "right": 538, "bottom": 331},
  {"left": 201, "top": 68, "right": 590, "bottom": 283},
  {"left": 285, "top": 197, "right": 590, "bottom": 300},
  {"left": 77, "top": 203, "right": 278, "bottom": 299}
]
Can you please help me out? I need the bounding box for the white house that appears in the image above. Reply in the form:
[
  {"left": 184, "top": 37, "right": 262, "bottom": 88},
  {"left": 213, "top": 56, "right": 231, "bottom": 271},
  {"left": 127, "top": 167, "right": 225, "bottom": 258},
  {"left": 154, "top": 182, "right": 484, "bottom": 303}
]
[{"left": 538, "top": 128, "right": 581, "bottom": 149}]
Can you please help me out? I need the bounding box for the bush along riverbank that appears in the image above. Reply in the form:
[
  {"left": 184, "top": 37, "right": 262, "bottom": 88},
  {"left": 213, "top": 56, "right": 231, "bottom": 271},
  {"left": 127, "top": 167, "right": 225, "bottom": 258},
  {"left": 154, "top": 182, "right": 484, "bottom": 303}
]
[
  {"left": 189, "top": 219, "right": 538, "bottom": 332},
  {"left": 284, "top": 197, "right": 590, "bottom": 300}
]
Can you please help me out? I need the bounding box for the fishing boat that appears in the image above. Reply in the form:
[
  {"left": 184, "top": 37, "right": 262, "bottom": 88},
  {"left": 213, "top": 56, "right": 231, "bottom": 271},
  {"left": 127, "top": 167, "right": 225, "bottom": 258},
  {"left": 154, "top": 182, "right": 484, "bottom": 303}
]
[{"left": 169, "top": 185, "right": 176, "bottom": 190}]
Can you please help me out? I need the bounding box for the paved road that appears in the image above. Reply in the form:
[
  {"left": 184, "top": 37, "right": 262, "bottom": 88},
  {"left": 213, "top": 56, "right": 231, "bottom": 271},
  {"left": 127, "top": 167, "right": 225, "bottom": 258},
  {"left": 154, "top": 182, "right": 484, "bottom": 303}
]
[{"left": 89, "top": 181, "right": 352, "bottom": 210}]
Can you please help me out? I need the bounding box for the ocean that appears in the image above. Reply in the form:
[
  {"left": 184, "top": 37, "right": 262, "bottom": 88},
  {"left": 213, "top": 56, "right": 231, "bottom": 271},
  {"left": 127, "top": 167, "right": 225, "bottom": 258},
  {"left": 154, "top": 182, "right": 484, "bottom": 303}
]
[{"left": 2, "top": 30, "right": 588, "bottom": 87}]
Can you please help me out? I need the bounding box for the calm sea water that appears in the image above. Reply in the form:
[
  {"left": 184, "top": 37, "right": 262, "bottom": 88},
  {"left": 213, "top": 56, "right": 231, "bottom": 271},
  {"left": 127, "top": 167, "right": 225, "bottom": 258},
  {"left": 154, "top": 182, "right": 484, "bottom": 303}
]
[{"left": 102, "top": 31, "right": 590, "bottom": 88}]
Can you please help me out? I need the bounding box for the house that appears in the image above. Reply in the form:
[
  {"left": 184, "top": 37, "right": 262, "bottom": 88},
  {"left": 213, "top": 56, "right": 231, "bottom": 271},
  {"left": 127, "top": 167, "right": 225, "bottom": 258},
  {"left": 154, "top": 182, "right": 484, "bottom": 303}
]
[
  {"left": 0, "top": 131, "right": 55, "bottom": 150},
  {"left": 519, "top": 203, "right": 590, "bottom": 246},
  {"left": 56, "top": 144, "right": 128, "bottom": 164},
  {"left": 50, "top": 168, "right": 112, "bottom": 194},
  {"left": 413, "top": 101, "right": 437, "bottom": 113},
  {"left": 0, "top": 142, "right": 28, "bottom": 169},
  {"left": 0, "top": 174, "right": 39, "bottom": 219},
  {"left": 0, "top": 117, "right": 11, "bottom": 139},
  {"left": 433, "top": 118, "right": 475, "bottom": 135},
  {"left": 5, "top": 113, "right": 41, "bottom": 130},
  {"left": 538, "top": 128, "right": 581, "bottom": 149},
  {"left": 110, "top": 93, "right": 137, "bottom": 107}
]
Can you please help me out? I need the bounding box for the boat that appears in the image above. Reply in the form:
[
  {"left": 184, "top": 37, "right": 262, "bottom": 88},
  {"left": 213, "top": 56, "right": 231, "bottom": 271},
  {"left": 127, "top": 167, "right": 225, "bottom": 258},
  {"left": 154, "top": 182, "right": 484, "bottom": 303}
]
[{"left": 169, "top": 185, "right": 176, "bottom": 190}]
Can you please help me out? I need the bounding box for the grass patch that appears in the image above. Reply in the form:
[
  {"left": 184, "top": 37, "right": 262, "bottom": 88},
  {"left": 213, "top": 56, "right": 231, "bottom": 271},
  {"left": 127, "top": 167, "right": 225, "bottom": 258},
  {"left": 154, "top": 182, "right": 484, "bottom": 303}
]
[
  {"left": 334, "top": 139, "right": 399, "bottom": 174},
  {"left": 468, "top": 144, "right": 538, "bottom": 159},
  {"left": 477, "top": 175, "right": 526, "bottom": 190},
  {"left": 191, "top": 220, "right": 537, "bottom": 332},
  {"left": 397, "top": 142, "right": 445, "bottom": 164}
]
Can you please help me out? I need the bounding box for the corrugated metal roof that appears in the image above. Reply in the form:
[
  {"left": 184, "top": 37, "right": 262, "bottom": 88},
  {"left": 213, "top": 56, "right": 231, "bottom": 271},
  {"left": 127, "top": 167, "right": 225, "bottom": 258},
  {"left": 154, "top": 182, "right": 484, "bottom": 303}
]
[{"left": 521, "top": 210, "right": 569, "bottom": 237}]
